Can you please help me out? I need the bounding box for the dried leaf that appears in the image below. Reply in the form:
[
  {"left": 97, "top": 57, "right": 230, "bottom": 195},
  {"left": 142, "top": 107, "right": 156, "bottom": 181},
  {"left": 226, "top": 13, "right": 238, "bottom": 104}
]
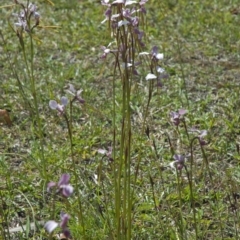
[{"left": 0, "top": 109, "right": 12, "bottom": 126}]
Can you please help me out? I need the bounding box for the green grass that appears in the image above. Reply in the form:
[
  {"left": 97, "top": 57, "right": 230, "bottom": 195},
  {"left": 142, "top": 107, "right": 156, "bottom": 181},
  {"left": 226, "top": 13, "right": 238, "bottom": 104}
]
[{"left": 0, "top": 0, "right": 240, "bottom": 239}]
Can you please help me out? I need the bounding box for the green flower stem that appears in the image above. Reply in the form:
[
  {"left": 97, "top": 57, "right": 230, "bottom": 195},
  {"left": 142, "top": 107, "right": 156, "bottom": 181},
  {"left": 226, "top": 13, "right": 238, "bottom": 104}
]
[{"left": 63, "top": 113, "right": 86, "bottom": 238}]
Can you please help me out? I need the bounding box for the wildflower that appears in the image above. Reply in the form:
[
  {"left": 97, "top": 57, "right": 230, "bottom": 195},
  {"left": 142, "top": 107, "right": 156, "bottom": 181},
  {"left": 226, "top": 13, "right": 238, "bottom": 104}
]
[
  {"left": 66, "top": 84, "right": 85, "bottom": 104},
  {"left": 134, "top": 28, "right": 144, "bottom": 40},
  {"left": 14, "top": 2, "right": 40, "bottom": 32},
  {"left": 118, "top": 20, "right": 130, "bottom": 27},
  {"left": 45, "top": 212, "right": 71, "bottom": 238},
  {"left": 112, "top": 0, "right": 137, "bottom": 6},
  {"left": 151, "top": 46, "right": 164, "bottom": 61},
  {"left": 34, "top": 11, "right": 40, "bottom": 25},
  {"left": 170, "top": 154, "right": 185, "bottom": 170},
  {"left": 170, "top": 109, "right": 187, "bottom": 126},
  {"left": 100, "top": 0, "right": 112, "bottom": 23},
  {"left": 134, "top": 28, "right": 145, "bottom": 47},
  {"left": 122, "top": 8, "right": 138, "bottom": 26},
  {"left": 198, "top": 130, "right": 208, "bottom": 146},
  {"left": 131, "top": 16, "right": 139, "bottom": 27},
  {"left": 139, "top": 46, "right": 164, "bottom": 61},
  {"left": 101, "top": 46, "right": 111, "bottom": 59},
  {"left": 104, "top": 7, "right": 112, "bottom": 19},
  {"left": 145, "top": 73, "right": 157, "bottom": 81},
  {"left": 15, "top": 13, "right": 28, "bottom": 32},
  {"left": 156, "top": 66, "right": 165, "bottom": 74},
  {"left": 139, "top": 0, "right": 148, "bottom": 14},
  {"left": 101, "top": 0, "right": 111, "bottom": 6},
  {"left": 100, "top": 41, "right": 118, "bottom": 59},
  {"left": 189, "top": 128, "right": 208, "bottom": 146},
  {"left": 98, "top": 146, "right": 113, "bottom": 161},
  {"left": 28, "top": 3, "right": 40, "bottom": 24},
  {"left": 139, "top": 0, "right": 148, "bottom": 5},
  {"left": 112, "top": 0, "right": 124, "bottom": 4},
  {"left": 49, "top": 97, "right": 68, "bottom": 115},
  {"left": 122, "top": 8, "right": 132, "bottom": 19},
  {"left": 47, "top": 174, "right": 74, "bottom": 198},
  {"left": 156, "top": 66, "right": 169, "bottom": 87},
  {"left": 145, "top": 68, "right": 167, "bottom": 85}
]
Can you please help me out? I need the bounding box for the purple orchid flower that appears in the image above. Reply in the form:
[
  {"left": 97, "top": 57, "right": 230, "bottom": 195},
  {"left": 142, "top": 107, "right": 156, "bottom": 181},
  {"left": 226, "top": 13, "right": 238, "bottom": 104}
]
[
  {"left": 189, "top": 128, "right": 208, "bottom": 146},
  {"left": 139, "top": 0, "right": 148, "bottom": 14},
  {"left": 131, "top": 16, "right": 139, "bottom": 26},
  {"left": 170, "top": 109, "right": 187, "bottom": 126},
  {"left": 122, "top": 8, "right": 138, "bottom": 26},
  {"left": 14, "top": 2, "right": 40, "bottom": 32},
  {"left": 67, "top": 84, "right": 85, "bottom": 104},
  {"left": 100, "top": 42, "right": 118, "bottom": 59},
  {"left": 101, "top": 46, "right": 111, "bottom": 59},
  {"left": 139, "top": 0, "right": 148, "bottom": 4},
  {"left": 98, "top": 146, "right": 113, "bottom": 162},
  {"left": 170, "top": 154, "right": 185, "bottom": 170},
  {"left": 156, "top": 66, "right": 169, "bottom": 87},
  {"left": 134, "top": 28, "right": 145, "bottom": 47},
  {"left": 15, "top": 16, "right": 28, "bottom": 31},
  {"left": 45, "top": 212, "right": 71, "bottom": 238},
  {"left": 101, "top": 0, "right": 111, "bottom": 6},
  {"left": 139, "top": 46, "right": 164, "bottom": 61},
  {"left": 198, "top": 130, "right": 208, "bottom": 146},
  {"left": 122, "top": 8, "right": 133, "bottom": 19},
  {"left": 151, "top": 46, "right": 164, "bottom": 61},
  {"left": 49, "top": 97, "right": 68, "bottom": 115},
  {"left": 47, "top": 174, "right": 74, "bottom": 198},
  {"left": 112, "top": 0, "right": 137, "bottom": 6},
  {"left": 134, "top": 28, "right": 144, "bottom": 40}
]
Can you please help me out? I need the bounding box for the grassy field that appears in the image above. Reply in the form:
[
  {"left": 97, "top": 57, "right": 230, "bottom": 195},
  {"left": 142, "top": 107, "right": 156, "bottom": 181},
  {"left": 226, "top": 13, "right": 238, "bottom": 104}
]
[{"left": 0, "top": 0, "right": 240, "bottom": 239}]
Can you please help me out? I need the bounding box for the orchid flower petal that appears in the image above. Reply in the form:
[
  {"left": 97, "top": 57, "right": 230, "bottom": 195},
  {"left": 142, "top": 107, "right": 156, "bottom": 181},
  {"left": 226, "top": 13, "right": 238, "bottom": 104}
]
[
  {"left": 156, "top": 66, "right": 165, "bottom": 73},
  {"left": 60, "top": 97, "right": 68, "bottom": 106},
  {"left": 156, "top": 53, "right": 164, "bottom": 60},
  {"left": 146, "top": 73, "right": 157, "bottom": 80},
  {"left": 49, "top": 100, "right": 58, "bottom": 110},
  {"left": 98, "top": 149, "right": 107, "bottom": 155},
  {"left": 60, "top": 213, "right": 70, "bottom": 229},
  {"left": 47, "top": 182, "right": 56, "bottom": 192},
  {"left": 118, "top": 20, "right": 129, "bottom": 27},
  {"left": 58, "top": 174, "right": 70, "bottom": 186},
  {"left": 44, "top": 221, "right": 58, "bottom": 233},
  {"left": 178, "top": 109, "right": 187, "bottom": 115},
  {"left": 125, "top": 0, "right": 137, "bottom": 6},
  {"left": 61, "top": 185, "right": 74, "bottom": 197}
]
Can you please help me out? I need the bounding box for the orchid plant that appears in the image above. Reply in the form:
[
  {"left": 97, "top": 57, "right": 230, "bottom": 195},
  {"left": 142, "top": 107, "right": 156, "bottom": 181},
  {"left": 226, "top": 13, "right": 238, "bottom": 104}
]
[
  {"left": 45, "top": 212, "right": 71, "bottom": 238},
  {"left": 48, "top": 92, "right": 86, "bottom": 236},
  {"left": 13, "top": 1, "right": 40, "bottom": 35},
  {"left": 45, "top": 174, "right": 73, "bottom": 237},
  {"left": 99, "top": 0, "right": 167, "bottom": 238}
]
